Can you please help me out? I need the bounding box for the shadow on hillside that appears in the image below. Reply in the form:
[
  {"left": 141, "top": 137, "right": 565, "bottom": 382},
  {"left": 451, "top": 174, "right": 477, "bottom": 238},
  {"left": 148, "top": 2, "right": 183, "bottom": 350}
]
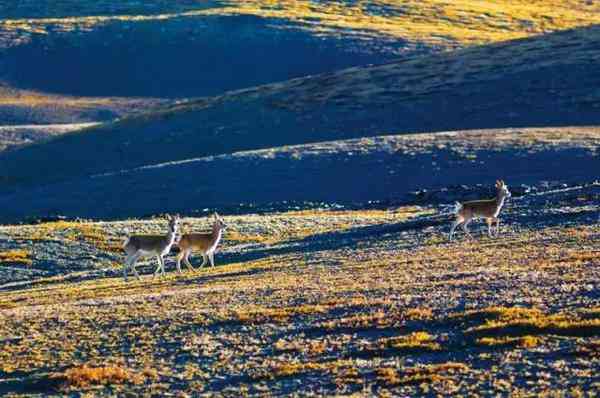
[
  {"left": 215, "top": 201, "right": 600, "bottom": 267},
  {"left": 2, "top": 15, "right": 399, "bottom": 98},
  {"left": 0, "top": 369, "right": 64, "bottom": 396},
  {"left": 215, "top": 215, "right": 448, "bottom": 265},
  {"left": 2, "top": 24, "right": 600, "bottom": 195}
]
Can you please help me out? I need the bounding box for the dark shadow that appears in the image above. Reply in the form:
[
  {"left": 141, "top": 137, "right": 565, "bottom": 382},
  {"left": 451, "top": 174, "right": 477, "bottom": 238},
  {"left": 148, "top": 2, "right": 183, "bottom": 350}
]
[
  {"left": 2, "top": 15, "right": 401, "bottom": 98},
  {"left": 2, "top": 24, "right": 600, "bottom": 199},
  {"left": 0, "top": 370, "right": 64, "bottom": 395},
  {"left": 211, "top": 215, "right": 449, "bottom": 266}
]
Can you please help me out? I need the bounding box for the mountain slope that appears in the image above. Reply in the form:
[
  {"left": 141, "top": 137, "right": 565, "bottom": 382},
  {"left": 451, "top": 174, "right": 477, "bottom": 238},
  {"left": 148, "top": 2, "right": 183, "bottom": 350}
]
[
  {"left": 2, "top": 0, "right": 600, "bottom": 125},
  {"left": 0, "top": 127, "right": 598, "bottom": 223},
  {"left": 1, "top": 25, "right": 600, "bottom": 191},
  {"left": 0, "top": 1, "right": 411, "bottom": 124}
]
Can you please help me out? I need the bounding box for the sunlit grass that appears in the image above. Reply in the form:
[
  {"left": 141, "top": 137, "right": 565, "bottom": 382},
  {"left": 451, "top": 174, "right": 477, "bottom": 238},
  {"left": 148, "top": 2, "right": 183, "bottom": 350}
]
[
  {"left": 0, "top": 210, "right": 599, "bottom": 395},
  {"left": 376, "top": 362, "right": 470, "bottom": 387},
  {"left": 216, "top": 0, "right": 600, "bottom": 47},
  {"left": 52, "top": 364, "right": 149, "bottom": 390},
  {"left": 0, "top": 249, "right": 32, "bottom": 265},
  {"left": 476, "top": 335, "right": 541, "bottom": 349},
  {"left": 2, "top": 0, "right": 600, "bottom": 51}
]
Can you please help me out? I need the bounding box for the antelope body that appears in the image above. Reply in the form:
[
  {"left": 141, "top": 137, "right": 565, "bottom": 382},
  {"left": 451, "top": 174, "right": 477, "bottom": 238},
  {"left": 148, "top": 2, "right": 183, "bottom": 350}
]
[
  {"left": 176, "top": 213, "right": 227, "bottom": 273},
  {"left": 122, "top": 215, "right": 180, "bottom": 280},
  {"left": 449, "top": 180, "right": 511, "bottom": 240}
]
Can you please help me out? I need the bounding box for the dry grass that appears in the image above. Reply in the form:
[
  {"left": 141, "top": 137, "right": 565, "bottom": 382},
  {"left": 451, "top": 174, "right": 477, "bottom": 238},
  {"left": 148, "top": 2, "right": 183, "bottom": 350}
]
[
  {"left": 216, "top": 0, "right": 600, "bottom": 47},
  {"left": 366, "top": 332, "right": 441, "bottom": 354},
  {"left": 7, "top": 220, "right": 122, "bottom": 253},
  {"left": 0, "top": 249, "right": 32, "bottom": 266},
  {"left": 0, "top": 207, "right": 599, "bottom": 395},
  {"left": 376, "top": 362, "right": 470, "bottom": 387},
  {"left": 2, "top": 1, "right": 600, "bottom": 51},
  {"left": 51, "top": 364, "right": 148, "bottom": 390},
  {"left": 476, "top": 335, "right": 541, "bottom": 349}
]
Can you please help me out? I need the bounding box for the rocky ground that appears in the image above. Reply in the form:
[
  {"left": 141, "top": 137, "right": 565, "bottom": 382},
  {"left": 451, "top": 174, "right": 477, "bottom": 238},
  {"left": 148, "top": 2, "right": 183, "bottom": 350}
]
[{"left": 0, "top": 180, "right": 598, "bottom": 396}]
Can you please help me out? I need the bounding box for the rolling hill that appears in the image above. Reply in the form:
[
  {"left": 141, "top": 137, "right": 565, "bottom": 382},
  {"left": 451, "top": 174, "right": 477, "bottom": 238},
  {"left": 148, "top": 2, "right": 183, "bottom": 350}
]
[
  {"left": 1, "top": 24, "right": 599, "bottom": 195},
  {"left": 0, "top": 1, "right": 412, "bottom": 125},
  {"left": 2, "top": 0, "right": 600, "bottom": 125},
  {"left": 2, "top": 3, "right": 600, "bottom": 396},
  {"left": 0, "top": 127, "right": 598, "bottom": 223}
]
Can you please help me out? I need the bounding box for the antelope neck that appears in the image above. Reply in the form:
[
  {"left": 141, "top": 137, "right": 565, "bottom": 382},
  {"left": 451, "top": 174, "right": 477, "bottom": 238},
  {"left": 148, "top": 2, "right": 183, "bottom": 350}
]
[{"left": 211, "top": 225, "right": 222, "bottom": 241}]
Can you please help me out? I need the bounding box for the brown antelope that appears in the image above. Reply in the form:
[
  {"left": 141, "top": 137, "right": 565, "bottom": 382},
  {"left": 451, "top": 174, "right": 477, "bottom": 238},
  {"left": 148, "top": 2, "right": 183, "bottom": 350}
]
[
  {"left": 176, "top": 213, "right": 227, "bottom": 273},
  {"left": 122, "top": 214, "right": 180, "bottom": 280},
  {"left": 449, "top": 180, "right": 511, "bottom": 241}
]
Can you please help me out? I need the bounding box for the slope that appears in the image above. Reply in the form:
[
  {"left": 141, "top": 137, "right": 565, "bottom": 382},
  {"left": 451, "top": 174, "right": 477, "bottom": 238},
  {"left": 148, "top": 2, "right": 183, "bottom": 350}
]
[
  {"left": 1, "top": 25, "right": 599, "bottom": 191},
  {"left": 0, "top": 127, "right": 598, "bottom": 223}
]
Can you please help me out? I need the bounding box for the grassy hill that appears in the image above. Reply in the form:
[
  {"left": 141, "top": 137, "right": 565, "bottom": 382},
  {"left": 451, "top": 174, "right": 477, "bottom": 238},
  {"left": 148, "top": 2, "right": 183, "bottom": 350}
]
[
  {"left": 0, "top": 127, "right": 598, "bottom": 223},
  {"left": 3, "top": 0, "right": 600, "bottom": 49},
  {"left": 2, "top": 0, "right": 600, "bottom": 125},
  {"left": 0, "top": 185, "right": 598, "bottom": 395},
  {"left": 1, "top": 24, "right": 599, "bottom": 193},
  {"left": 0, "top": 1, "right": 408, "bottom": 124}
]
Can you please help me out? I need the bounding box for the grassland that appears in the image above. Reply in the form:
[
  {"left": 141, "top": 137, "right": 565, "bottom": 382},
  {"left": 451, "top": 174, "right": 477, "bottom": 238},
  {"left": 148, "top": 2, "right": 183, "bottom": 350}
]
[
  {"left": 3, "top": 2, "right": 600, "bottom": 129},
  {"left": 4, "top": 21, "right": 599, "bottom": 191},
  {"left": 0, "top": 126, "right": 599, "bottom": 223},
  {"left": 2, "top": 0, "right": 600, "bottom": 49},
  {"left": 217, "top": 0, "right": 600, "bottom": 48},
  {"left": 0, "top": 184, "right": 598, "bottom": 396}
]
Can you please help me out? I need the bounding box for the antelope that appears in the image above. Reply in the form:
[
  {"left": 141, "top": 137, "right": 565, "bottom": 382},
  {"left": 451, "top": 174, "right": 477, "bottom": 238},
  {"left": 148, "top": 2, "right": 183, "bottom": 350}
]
[
  {"left": 449, "top": 180, "right": 511, "bottom": 241},
  {"left": 122, "top": 214, "right": 180, "bottom": 280},
  {"left": 176, "top": 213, "right": 227, "bottom": 273}
]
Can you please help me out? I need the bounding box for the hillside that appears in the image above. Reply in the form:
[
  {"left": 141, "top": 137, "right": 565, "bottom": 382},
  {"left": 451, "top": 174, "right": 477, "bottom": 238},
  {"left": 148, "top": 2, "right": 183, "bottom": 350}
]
[
  {"left": 4, "top": 0, "right": 600, "bottom": 49},
  {"left": 0, "top": 123, "right": 97, "bottom": 152},
  {"left": 2, "top": 0, "right": 600, "bottom": 125},
  {"left": 0, "top": 127, "right": 598, "bottom": 223},
  {"left": 1, "top": 25, "right": 600, "bottom": 193},
  {"left": 0, "top": 1, "right": 409, "bottom": 125},
  {"left": 2, "top": 3, "right": 600, "bottom": 396},
  {"left": 0, "top": 185, "right": 599, "bottom": 395}
]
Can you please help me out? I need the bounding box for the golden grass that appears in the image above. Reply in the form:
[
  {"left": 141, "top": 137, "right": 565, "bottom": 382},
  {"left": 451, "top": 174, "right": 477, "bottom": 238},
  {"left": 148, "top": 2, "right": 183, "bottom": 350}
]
[
  {"left": 52, "top": 364, "right": 148, "bottom": 389},
  {"left": 255, "top": 359, "right": 356, "bottom": 381},
  {"left": 464, "top": 307, "right": 600, "bottom": 338},
  {"left": 368, "top": 332, "right": 441, "bottom": 354},
  {"left": 476, "top": 335, "right": 541, "bottom": 349},
  {"left": 376, "top": 362, "right": 469, "bottom": 387},
  {"left": 8, "top": 220, "right": 122, "bottom": 254},
  {"left": 232, "top": 304, "right": 330, "bottom": 324},
  {"left": 0, "top": 213, "right": 598, "bottom": 395},
  {"left": 214, "top": 0, "right": 600, "bottom": 47},
  {"left": 2, "top": 1, "right": 600, "bottom": 50},
  {"left": 0, "top": 249, "right": 32, "bottom": 265}
]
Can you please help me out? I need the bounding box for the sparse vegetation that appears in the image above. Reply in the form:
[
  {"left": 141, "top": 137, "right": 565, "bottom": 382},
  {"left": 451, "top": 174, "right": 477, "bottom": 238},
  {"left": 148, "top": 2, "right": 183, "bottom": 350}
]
[
  {"left": 52, "top": 364, "right": 147, "bottom": 390},
  {"left": 1, "top": 2, "right": 600, "bottom": 397},
  {"left": 0, "top": 249, "right": 31, "bottom": 266},
  {"left": 3, "top": 0, "right": 600, "bottom": 49},
  {"left": 0, "top": 191, "right": 598, "bottom": 395}
]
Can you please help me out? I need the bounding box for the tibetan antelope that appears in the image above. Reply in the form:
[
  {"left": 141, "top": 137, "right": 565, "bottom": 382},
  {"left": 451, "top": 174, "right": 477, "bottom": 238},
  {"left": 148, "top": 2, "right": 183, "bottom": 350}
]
[
  {"left": 122, "top": 214, "right": 180, "bottom": 280},
  {"left": 449, "top": 180, "right": 511, "bottom": 241},
  {"left": 176, "top": 213, "right": 227, "bottom": 273}
]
